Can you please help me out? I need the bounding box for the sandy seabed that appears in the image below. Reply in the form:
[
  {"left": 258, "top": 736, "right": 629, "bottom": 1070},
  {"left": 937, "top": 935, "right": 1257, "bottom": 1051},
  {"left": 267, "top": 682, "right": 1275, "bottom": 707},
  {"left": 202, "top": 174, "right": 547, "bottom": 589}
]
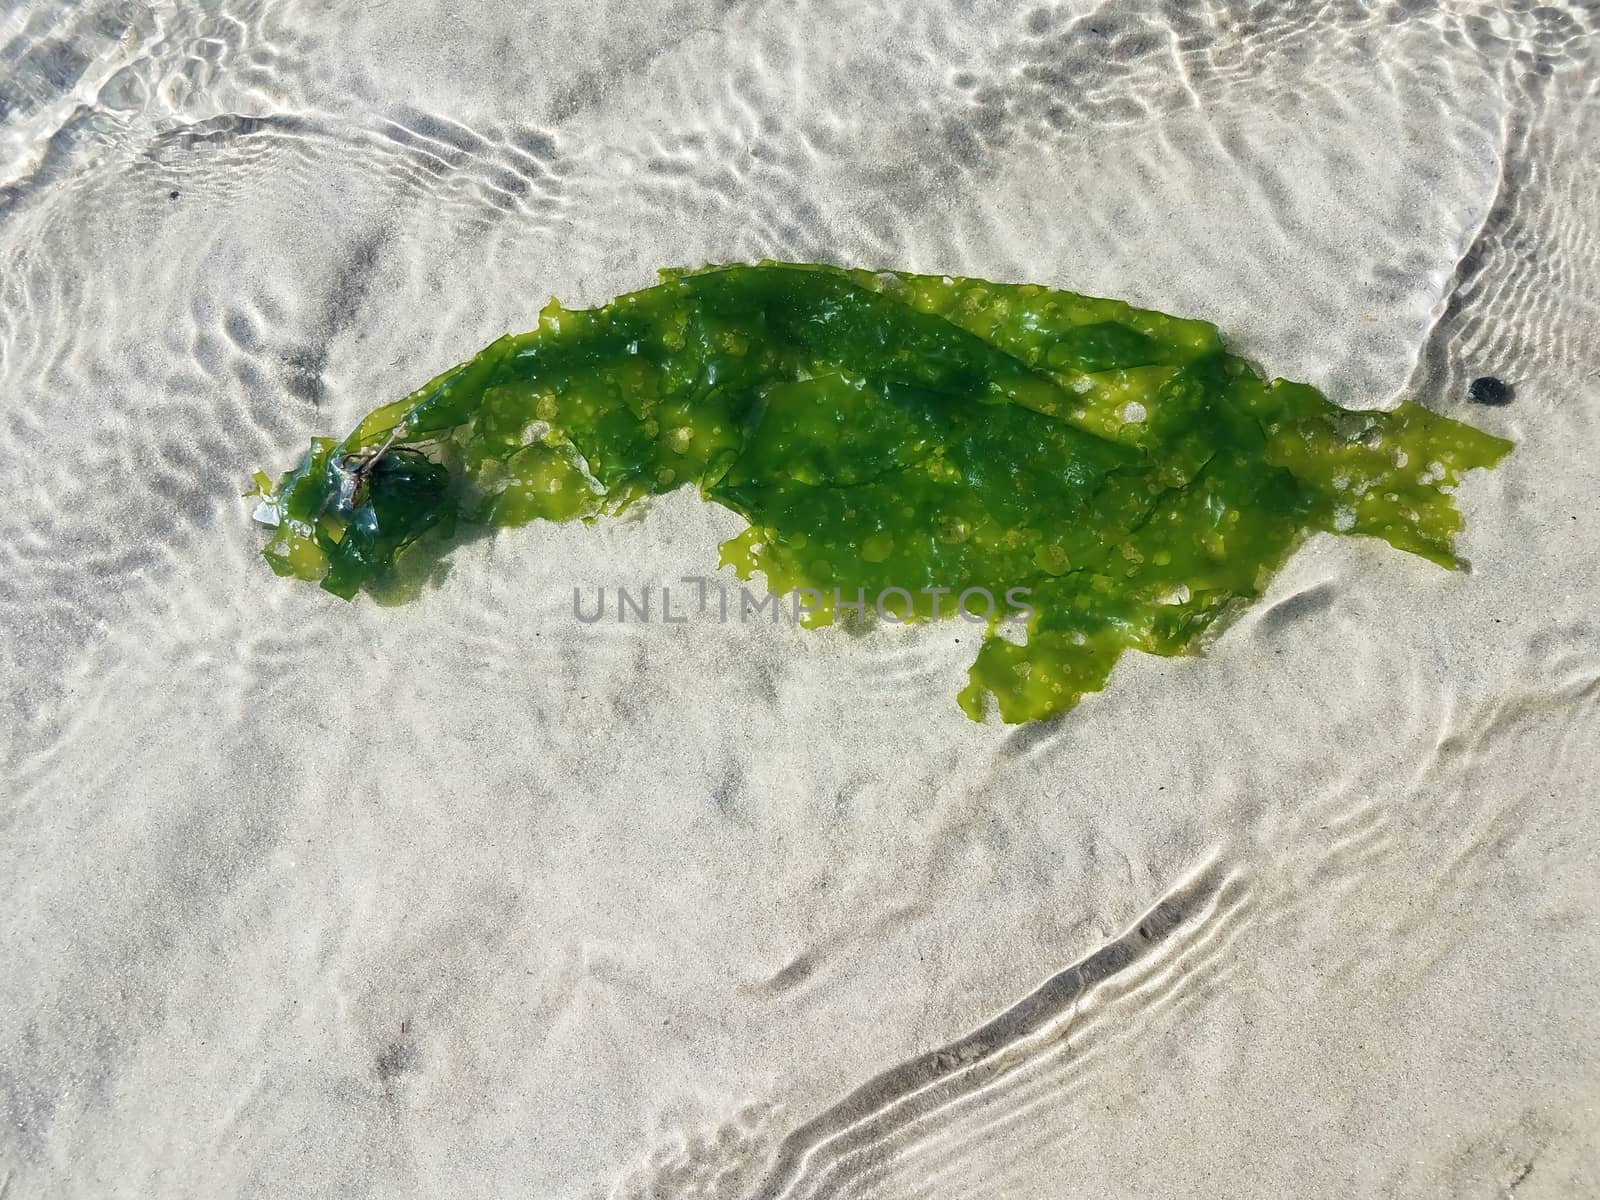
[{"left": 2, "top": 1, "right": 1597, "bottom": 1196}]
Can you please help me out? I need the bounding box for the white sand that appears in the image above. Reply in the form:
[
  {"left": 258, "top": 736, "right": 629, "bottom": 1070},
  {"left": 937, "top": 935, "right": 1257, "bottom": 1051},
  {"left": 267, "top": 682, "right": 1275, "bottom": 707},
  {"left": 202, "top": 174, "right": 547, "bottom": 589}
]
[{"left": 2, "top": 1, "right": 1597, "bottom": 1196}]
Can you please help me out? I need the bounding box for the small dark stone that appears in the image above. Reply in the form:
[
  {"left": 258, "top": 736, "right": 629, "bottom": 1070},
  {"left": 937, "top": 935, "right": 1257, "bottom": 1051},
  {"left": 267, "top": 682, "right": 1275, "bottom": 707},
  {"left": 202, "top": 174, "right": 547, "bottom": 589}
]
[
  {"left": 1467, "top": 375, "right": 1512, "bottom": 405},
  {"left": 169, "top": 190, "right": 180, "bottom": 200}
]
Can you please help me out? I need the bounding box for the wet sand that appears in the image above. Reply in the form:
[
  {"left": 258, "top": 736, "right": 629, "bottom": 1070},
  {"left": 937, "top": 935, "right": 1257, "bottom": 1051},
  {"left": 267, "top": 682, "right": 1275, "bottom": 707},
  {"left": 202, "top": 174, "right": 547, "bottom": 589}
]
[{"left": 1, "top": 1, "right": 1597, "bottom": 1196}]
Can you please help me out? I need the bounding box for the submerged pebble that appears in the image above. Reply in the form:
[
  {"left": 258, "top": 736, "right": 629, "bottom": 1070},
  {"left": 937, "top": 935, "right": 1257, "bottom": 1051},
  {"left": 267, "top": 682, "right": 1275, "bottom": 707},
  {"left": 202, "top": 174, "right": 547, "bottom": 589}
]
[{"left": 1468, "top": 375, "right": 1513, "bottom": 406}]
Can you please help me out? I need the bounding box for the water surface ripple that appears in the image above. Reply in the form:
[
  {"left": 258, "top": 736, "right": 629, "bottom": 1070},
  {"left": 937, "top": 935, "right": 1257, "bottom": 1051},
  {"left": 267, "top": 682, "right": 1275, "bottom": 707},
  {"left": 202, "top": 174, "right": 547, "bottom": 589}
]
[{"left": 1, "top": 1, "right": 1597, "bottom": 1197}]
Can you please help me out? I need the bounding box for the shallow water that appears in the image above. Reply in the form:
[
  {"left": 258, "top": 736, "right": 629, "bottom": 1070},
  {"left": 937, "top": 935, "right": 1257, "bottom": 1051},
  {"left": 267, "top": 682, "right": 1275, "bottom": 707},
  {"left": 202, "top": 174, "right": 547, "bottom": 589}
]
[{"left": 2, "top": 1, "right": 1598, "bottom": 1196}]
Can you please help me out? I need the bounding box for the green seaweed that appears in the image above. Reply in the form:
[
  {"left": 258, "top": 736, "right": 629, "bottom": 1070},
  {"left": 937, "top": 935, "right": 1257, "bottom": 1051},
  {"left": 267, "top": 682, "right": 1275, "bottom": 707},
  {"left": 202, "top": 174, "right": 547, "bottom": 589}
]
[{"left": 249, "top": 262, "right": 1512, "bottom": 723}]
